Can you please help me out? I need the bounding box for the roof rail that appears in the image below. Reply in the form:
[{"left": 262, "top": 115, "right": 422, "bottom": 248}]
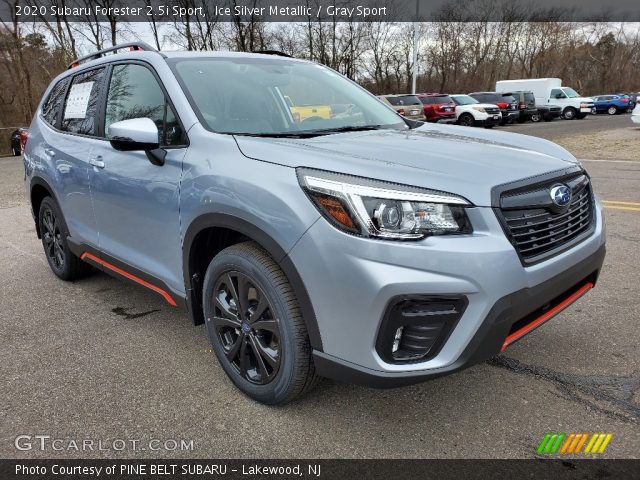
[
  {"left": 68, "top": 42, "right": 160, "bottom": 69},
  {"left": 251, "top": 50, "right": 292, "bottom": 58}
]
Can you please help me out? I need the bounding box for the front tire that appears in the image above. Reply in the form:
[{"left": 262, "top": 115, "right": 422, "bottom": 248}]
[
  {"left": 202, "top": 241, "right": 317, "bottom": 404},
  {"left": 607, "top": 105, "right": 618, "bottom": 115},
  {"left": 458, "top": 113, "right": 475, "bottom": 127},
  {"left": 563, "top": 107, "right": 577, "bottom": 120},
  {"left": 38, "top": 196, "right": 91, "bottom": 281},
  {"left": 531, "top": 112, "right": 541, "bottom": 122},
  {"left": 13, "top": 147, "right": 21, "bottom": 156}
]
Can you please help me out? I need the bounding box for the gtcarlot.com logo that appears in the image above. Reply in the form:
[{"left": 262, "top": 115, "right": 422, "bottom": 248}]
[
  {"left": 537, "top": 432, "right": 613, "bottom": 455},
  {"left": 14, "top": 435, "right": 195, "bottom": 452}
]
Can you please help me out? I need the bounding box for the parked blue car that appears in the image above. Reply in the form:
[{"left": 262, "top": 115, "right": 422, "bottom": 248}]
[{"left": 592, "top": 94, "right": 633, "bottom": 115}]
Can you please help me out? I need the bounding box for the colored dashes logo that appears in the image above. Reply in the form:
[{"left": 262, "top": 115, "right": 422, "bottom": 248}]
[{"left": 537, "top": 433, "right": 613, "bottom": 455}]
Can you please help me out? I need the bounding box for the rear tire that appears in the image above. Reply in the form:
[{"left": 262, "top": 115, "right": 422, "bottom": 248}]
[
  {"left": 38, "top": 196, "right": 92, "bottom": 281},
  {"left": 202, "top": 241, "right": 317, "bottom": 405},
  {"left": 530, "top": 113, "right": 541, "bottom": 122},
  {"left": 13, "top": 147, "right": 21, "bottom": 156},
  {"left": 562, "top": 107, "right": 577, "bottom": 120}
]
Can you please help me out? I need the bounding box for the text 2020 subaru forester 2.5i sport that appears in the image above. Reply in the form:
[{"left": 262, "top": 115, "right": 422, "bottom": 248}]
[{"left": 24, "top": 44, "right": 606, "bottom": 404}]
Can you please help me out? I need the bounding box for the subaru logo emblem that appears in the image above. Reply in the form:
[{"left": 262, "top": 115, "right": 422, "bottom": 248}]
[{"left": 550, "top": 185, "right": 572, "bottom": 207}]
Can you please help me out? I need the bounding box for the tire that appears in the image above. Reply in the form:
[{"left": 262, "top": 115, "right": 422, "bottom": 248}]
[
  {"left": 530, "top": 113, "right": 541, "bottom": 123},
  {"left": 13, "top": 147, "right": 21, "bottom": 156},
  {"left": 202, "top": 241, "right": 317, "bottom": 405},
  {"left": 458, "top": 113, "right": 474, "bottom": 127},
  {"left": 607, "top": 105, "right": 618, "bottom": 115},
  {"left": 38, "top": 196, "right": 92, "bottom": 281},
  {"left": 562, "top": 107, "right": 577, "bottom": 120}
]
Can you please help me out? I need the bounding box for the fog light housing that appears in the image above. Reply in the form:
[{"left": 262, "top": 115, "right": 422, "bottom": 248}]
[{"left": 376, "top": 295, "right": 467, "bottom": 363}]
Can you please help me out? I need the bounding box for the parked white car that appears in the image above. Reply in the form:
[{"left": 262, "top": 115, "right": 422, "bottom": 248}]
[
  {"left": 496, "top": 78, "right": 594, "bottom": 120},
  {"left": 450, "top": 94, "right": 502, "bottom": 128},
  {"left": 632, "top": 102, "right": 640, "bottom": 125}
]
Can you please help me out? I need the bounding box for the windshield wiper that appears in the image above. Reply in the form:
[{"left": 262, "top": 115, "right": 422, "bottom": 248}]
[
  {"left": 304, "top": 125, "right": 386, "bottom": 135},
  {"left": 231, "top": 125, "right": 389, "bottom": 139}
]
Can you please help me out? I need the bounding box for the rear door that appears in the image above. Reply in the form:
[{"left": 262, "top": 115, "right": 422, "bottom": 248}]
[
  {"left": 89, "top": 62, "right": 188, "bottom": 296},
  {"left": 44, "top": 67, "right": 107, "bottom": 247}
]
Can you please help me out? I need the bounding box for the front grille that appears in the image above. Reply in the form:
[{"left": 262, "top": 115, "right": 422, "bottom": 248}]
[
  {"left": 485, "top": 107, "right": 500, "bottom": 114},
  {"left": 498, "top": 174, "right": 594, "bottom": 263}
]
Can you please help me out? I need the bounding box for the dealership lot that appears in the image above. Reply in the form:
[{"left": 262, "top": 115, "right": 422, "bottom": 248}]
[{"left": 0, "top": 119, "right": 639, "bottom": 459}]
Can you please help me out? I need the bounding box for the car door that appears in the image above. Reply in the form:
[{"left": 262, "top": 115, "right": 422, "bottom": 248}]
[
  {"left": 89, "top": 62, "right": 188, "bottom": 296},
  {"left": 43, "top": 67, "right": 107, "bottom": 247}
]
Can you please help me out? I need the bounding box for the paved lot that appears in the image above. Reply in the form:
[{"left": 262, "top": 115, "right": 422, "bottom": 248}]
[{"left": 1, "top": 120, "right": 639, "bottom": 459}]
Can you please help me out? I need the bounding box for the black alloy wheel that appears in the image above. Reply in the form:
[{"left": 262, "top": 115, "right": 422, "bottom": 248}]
[
  {"left": 41, "top": 205, "right": 65, "bottom": 273},
  {"left": 211, "top": 271, "right": 282, "bottom": 385}
]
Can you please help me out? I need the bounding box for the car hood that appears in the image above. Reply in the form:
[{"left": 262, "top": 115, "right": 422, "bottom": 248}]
[{"left": 233, "top": 123, "right": 581, "bottom": 206}]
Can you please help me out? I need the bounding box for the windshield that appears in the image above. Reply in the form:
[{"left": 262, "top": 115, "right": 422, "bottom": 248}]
[
  {"left": 171, "top": 57, "right": 406, "bottom": 136},
  {"left": 562, "top": 87, "right": 581, "bottom": 98},
  {"left": 451, "top": 95, "right": 479, "bottom": 106}
]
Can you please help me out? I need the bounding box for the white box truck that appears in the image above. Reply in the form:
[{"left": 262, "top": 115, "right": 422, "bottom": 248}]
[{"left": 495, "top": 78, "right": 594, "bottom": 120}]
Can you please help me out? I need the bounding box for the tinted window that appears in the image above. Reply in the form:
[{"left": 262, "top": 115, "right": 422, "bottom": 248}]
[
  {"left": 105, "top": 64, "right": 185, "bottom": 146},
  {"left": 501, "top": 95, "right": 516, "bottom": 103},
  {"left": 396, "top": 95, "right": 422, "bottom": 106},
  {"left": 42, "top": 78, "right": 69, "bottom": 128},
  {"left": 419, "top": 97, "right": 434, "bottom": 105},
  {"left": 550, "top": 88, "right": 565, "bottom": 99},
  {"left": 524, "top": 92, "right": 535, "bottom": 103},
  {"left": 385, "top": 96, "right": 401, "bottom": 106},
  {"left": 61, "top": 68, "right": 105, "bottom": 135}
]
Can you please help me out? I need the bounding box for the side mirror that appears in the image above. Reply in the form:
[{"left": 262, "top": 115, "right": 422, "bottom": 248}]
[{"left": 108, "top": 118, "right": 160, "bottom": 152}]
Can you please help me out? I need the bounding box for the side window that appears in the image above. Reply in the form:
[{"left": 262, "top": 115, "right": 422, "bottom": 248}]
[
  {"left": 42, "top": 78, "right": 70, "bottom": 128},
  {"left": 61, "top": 67, "right": 106, "bottom": 136},
  {"left": 550, "top": 88, "right": 565, "bottom": 99},
  {"left": 105, "top": 64, "right": 185, "bottom": 147}
]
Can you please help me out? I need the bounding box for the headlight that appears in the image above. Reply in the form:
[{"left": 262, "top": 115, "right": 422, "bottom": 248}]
[
  {"left": 472, "top": 106, "right": 486, "bottom": 113},
  {"left": 297, "top": 169, "right": 472, "bottom": 240}
]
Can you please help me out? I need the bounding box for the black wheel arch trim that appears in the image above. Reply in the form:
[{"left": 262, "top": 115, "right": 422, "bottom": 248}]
[
  {"left": 182, "top": 213, "right": 323, "bottom": 352},
  {"left": 30, "top": 176, "right": 61, "bottom": 238}
]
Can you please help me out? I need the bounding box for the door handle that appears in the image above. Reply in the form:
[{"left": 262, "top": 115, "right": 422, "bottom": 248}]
[
  {"left": 89, "top": 156, "right": 105, "bottom": 169},
  {"left": 44, "top": 148, "right": 55, "bottom": 157}
]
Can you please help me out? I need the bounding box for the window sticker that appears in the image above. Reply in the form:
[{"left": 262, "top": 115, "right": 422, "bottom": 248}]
[{"left": 64, "top": 81, "right": 94, "bottom": 119}]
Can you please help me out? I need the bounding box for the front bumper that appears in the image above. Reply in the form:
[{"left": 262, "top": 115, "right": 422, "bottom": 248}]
[{"left": 288, "top": 201, "right": 606, "bottom": 386}]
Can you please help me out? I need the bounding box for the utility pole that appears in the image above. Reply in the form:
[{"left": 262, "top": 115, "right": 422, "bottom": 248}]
[{"left": 411, "top": 0, "right": 419, "bottom": 94}]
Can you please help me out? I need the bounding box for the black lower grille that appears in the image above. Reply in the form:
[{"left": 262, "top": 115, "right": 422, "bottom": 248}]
[
  {"left": 498, "top": 174, "right": 595, "bottom": 264},
  {"left": 376, "top": 296, "right": 467, "bottom": 363}
]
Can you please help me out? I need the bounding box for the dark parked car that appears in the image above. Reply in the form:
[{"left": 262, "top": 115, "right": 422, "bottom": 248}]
[
  {"left": 592, "top": 94, "right": 632, "bottom": 115},
  {"left": 469, "top": 92, "right": 519, "bottom": 124},
  {"left": 508, "top": 91, "right": 538, "bottom": 123},
  {"left": 416, "top": 93, "right": 456, "bottom": 123},
  {"left": 530, "top": 105, "right": 562, "bottom": 122},
  {"left": 10, "top": 128, "right": 27, "bottom": 156}
]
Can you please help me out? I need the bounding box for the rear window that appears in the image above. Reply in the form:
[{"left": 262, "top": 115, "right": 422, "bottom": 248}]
[
  {"left": 41, "top": 78, "right": 70, "bottom": 128},
  {"left": 501, "top": 95, "right": 516, "bottom": 103},
  {"left": 395, "top": 95, "right": 422, "bottom": 106},
  {"left": 421, "top": 95, "right": 452, "bottom": 104},
  {"left": 524, "top": 92, "right": 535, "bottom": 103},
  {"left": 61, "top": 67, "right": 106, "bottom": 136}
]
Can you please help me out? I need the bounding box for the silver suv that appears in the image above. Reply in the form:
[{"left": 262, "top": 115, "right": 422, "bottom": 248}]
[{"left": 24, "top": 44, "right": 606, "bottom": 404}]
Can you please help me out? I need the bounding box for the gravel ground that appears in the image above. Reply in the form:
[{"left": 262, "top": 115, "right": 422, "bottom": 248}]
[
  {"left": 0, "top": 121, "right": 639, "bottom": 460},
  {"left": 506, "top": 113, "right": 640, "bottom": 161}
]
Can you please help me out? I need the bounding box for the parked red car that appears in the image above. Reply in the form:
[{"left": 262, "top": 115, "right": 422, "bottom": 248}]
[{"left": 416, "top": 93, "right": 457, "bottom": 123}]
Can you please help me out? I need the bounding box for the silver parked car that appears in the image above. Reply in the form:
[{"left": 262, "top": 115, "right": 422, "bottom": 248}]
[{"left": 24, "top": 44, "right": 605, "bottom": 404}]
